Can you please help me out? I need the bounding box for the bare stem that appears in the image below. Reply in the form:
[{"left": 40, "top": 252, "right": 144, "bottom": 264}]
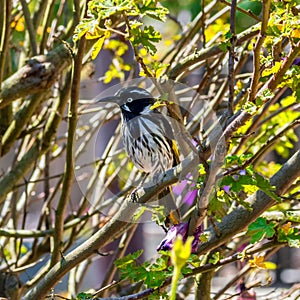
[
  {"left": 248, "top": 0, "right": 271, "bottom": 103},
  {"left": 228, "top": 0, "right": 237, "bottom": 116},
  {"left": 50, "top": 37, "right": 85, "bottom": 266}
]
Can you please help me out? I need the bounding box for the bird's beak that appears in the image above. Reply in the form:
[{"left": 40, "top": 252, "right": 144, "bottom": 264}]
[{"left": 97, "top": 95, "right": 121, "bottom": 105}]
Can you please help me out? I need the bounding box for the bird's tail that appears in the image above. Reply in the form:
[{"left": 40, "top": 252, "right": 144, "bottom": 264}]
[{"left": 158, "top": 186, "right": 181, "bottom": 227}]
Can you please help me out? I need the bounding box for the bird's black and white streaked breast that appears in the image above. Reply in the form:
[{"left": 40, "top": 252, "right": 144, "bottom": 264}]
[{"left": 116, "top": 87, "right": 175, "bottom": 175}]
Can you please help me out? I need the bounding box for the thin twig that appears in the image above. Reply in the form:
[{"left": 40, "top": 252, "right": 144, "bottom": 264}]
[
  {"left": 219, "top": 0, "right": 261, "bottom": 22},
  {"left": 168, "top": 26, "right": 260, "bottom": 80},
  {"left": 221, "top": 118, "right": 300, "bottom": 177},
  {"left": 228, "top": 0, "right": 237, "bottom": 116},
  {"left": 50, "top": 36, "right": 85, "bottom": 267},
  {"left": 20, "top": 0, "right": 37, "bottom": 55},
  {"left": 248, "top": 0, "right": 271, "bottom": 103}
]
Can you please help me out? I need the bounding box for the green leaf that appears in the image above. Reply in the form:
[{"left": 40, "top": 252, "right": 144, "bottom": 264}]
[
  {"left": 277, "top": 223, "right": 300, "bottom": 248},
  {"left": 130, "top": 25, "right": 161, "bottom": 55},
  {"left": 247, "top": 217, "right": 276, "bottom": 243},
  {"left": 209, "top": 252, "right": 221, "bottom": 265},
  {"left": 144, "top": 269, "right": 167, "bottom": 287},
  {"left": 137, "top": 1, "right": 169, "bottom": 21},
  {"left": 254, "top": 173, "right": 281, "bottom": 201},
  {"left": 77, "top": 292, "right": 93, "bottom": 299},
  {"left": 286, "top": 238, "right": 300, "bottom": 248},
  {"left": 219, "top": 41, "right": 231, "bottom": 52},
  {"left": 188, "top": 254, "right": 202, "bottom": 268},
  {"left": 73, "top": 19, "right": 98, "bottom": 42},
  {"left": 243, "top": 101, "right": 257, "bottom": 115},
  {"left": 115, "top": 249, "right": 143, "bottom": 268},
  {"left": 132, "top": 206, "right": 146, "bottom": 222},
  {"left": 150, "top": 256, "right": 169, "bottom": 272},
  {"left": 286, "top": 211, "right": 300, "bottom": 223},
  {"left": 88, "top": 0, "right": 132, "bottom": 19}
]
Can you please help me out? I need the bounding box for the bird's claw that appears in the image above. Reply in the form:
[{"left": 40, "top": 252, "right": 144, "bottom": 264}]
[
  {"left": 130, "top": 186, "right": 146, "bottom": 203},
  {"left": 130, "top": 190, "right": 139, "bottom": 202}
]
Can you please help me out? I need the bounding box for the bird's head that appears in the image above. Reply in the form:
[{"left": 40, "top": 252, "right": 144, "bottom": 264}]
[{"left": 98, "top": 86, "right": 156, "bottom": 120}]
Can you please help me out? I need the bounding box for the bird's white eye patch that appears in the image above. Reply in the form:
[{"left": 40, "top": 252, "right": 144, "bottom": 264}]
[
  {"left": 127, "top": 97, "right": 133, "bottom": 103},
  {"left": 122, "top": 104, "right": 131, "bottom": 112}
]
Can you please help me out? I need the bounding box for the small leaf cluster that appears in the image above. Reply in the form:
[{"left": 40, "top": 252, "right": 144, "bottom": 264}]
[
  {"left": 115, "top": 250, "right": 172, "bottom": 289},
  {"left": 73, "top": 0, "right": 169, "bottom": 59},
  {"left": 277, "top": 222, "right": 300, "bottom": 248},
  {"left": 209, "top": 154, "right": 284, "bottom": 220},
  {"left": 268, "top": 0, "right": 300, "bottom": 39},
  {"left": 222, "top": 158, "right": 279, "bottom": 197},
  {"left": 76, "top": 292, "right": 93, "bottom": 299},
  {"left": 259, "top": 0, "right": 300, "bottom": 92},
  {"left": 235, "top": 93, "right": 300, "bottom": 160},
  {"left": 247, "top": 217, "right": 300, "bottom": 247}
]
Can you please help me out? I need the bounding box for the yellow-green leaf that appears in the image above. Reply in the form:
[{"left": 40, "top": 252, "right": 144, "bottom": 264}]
[
  {"left": 262, "top": 61, "right": 282, "bottom": 77},
  {"left": 91, "top": 31, "right": 111, "bottom": 59},
  {"left": 86, "top": 25, "right": 106, "bottom": 40}
]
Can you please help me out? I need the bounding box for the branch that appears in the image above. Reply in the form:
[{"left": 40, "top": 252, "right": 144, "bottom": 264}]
[
  {"left": 0, "top": 0, "right": 13, "bottom": 135},
  {"left": 93, "top": 241, "right": 282, "bottom": 300},
  {"left": 23, "top": 154, "right": 197, "bottom": 299},
  {"left": 96, "top": 224, "right": 138, "bottom": 298},
  {"left": 228, "top": 0, "right": 237, "bottom": 115},
  {"left": 222, "top": 117, "right": 300, "bottom": 176},
  {"left": 168, "top": 25, "right": 260, "bottom": 80},
  {"left": 1, "top": 93, "right": 45, "bottom": 156},
  {"left": 0, "top": 71, "right": 72, "bottom": 205},
  {"left": 0, "top": 214, "right": 94, "bottom": 239},
  {"left": 50, "top": 37, "right": 85, "bottom": 267},
  {"left": 189, "top": 110, "right": 251, "bottom": 233},
  {"left": 212, "top": 244, "right": 283, "bottom": 299},
  {"left": 218, "top": 0, "right": 261, "bottom": 22},
  {"left": 23, "top": 147, "right": 300, "bottom": 298},
  {"left": 0, "top": 42, "right": 73, "bottom": 109},
  {"left": 0, "top": 0, "right": 12, "bottom": 83},
  {"left": 265, "top": 39, "right": 300, "bottom": 92},
  {"left": 197, "top": 149, "right": 300, "bottom": 255},
  {"left": 248, "top": 0, "right": 271, "bottom": 103},
  {"left": 164, "top": 0, "right": 218, "bottom": 70},
  {"left": 20, "top": 0, "right": 37, "bottom": 55}
]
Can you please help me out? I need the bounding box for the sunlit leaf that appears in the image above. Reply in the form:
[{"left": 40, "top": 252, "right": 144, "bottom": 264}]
[
  {"left": 91, "top": 31, "right": 111, "bottom": 59},
  {"left": 247, "top": 217, "right": 276, "bottom": 243}
]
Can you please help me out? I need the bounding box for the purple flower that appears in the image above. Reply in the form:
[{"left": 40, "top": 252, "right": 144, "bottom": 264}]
[
  {"left": 293, "top": 57, "right": 300, "bottom": 66},
  {"left": 157, "top": 222, "right": 202, "bottom": 253},
  {"left": 223, "top": 185, "right": 231, "bottom": 194},
  {"left": 239, "top": 169, "right": 247, "bottom": 176},
  {"left": 173, "top": 180, "right": 197, "bottom": 205},
  {"left": 183, "top": 190, "right": 197, "bottom": 205}
]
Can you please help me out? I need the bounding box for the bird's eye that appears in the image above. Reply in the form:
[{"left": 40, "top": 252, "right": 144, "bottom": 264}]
[{"left": 127, "top": 97, "right": 133, "bottom": 103}]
